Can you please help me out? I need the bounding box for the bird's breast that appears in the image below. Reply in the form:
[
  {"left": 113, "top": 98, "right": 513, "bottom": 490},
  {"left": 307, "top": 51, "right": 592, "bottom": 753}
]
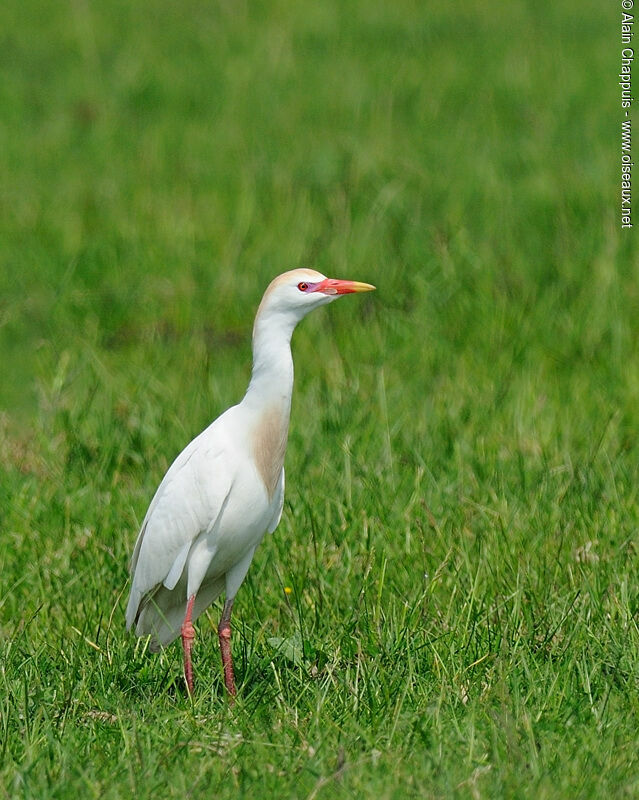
[{"left": 251, "top": 404, "right": 289, "bottom": 501}]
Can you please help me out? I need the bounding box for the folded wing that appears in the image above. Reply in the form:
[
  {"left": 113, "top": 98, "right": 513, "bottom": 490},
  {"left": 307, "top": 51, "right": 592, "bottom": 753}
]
[{"left": 125, "top": 432, "right": 232, "bottom": 633}]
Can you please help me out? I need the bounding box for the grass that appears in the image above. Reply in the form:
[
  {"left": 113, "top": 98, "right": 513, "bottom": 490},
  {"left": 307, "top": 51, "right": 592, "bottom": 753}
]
[{"left": 1, "top": 0, "right": 638, "bottom": 796}]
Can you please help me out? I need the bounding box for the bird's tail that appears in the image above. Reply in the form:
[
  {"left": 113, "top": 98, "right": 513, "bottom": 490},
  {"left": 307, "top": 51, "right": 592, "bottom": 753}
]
[{"left": 131, "top": 576, "right": 225, "bottom": 651}]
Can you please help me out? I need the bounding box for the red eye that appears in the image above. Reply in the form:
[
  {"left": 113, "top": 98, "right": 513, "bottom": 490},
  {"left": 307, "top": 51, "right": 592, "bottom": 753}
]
[{"left": 297, "top": 282, "right": 309, "bottom": 292}]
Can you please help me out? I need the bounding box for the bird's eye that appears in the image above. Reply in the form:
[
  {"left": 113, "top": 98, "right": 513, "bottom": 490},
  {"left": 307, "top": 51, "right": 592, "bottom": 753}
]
[{"left": 297, "top": 282, "right": 309, "bottom": 292}]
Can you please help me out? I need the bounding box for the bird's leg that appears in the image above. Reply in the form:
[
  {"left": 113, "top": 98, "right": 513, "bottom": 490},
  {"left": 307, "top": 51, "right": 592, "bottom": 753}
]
[
  {"left": 218, "top": 597, "right": 236, "bottom": 697},
  {"left": 181, "top": 594, "right": 196, "bottom": 695}
]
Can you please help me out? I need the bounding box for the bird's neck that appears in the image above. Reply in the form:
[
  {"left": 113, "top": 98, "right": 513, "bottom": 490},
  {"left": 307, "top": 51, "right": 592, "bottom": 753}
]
[{"left": 242, "top": 311, "right": 296, "bottom": 415}]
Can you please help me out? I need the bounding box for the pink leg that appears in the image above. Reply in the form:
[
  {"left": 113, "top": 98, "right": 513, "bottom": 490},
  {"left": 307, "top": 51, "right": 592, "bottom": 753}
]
[
  {"left": 218, "top": 598, "right": 236, "bottom": 697},
  {"left": 181, "top": 594, "right": 196, "bottom": 695}
]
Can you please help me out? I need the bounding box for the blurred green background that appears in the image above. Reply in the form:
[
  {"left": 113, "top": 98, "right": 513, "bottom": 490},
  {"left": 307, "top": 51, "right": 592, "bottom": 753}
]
[
  {"left": 1, "top": 0, "right": 637, "bottom": 797},
  {"left": 1, "top": 0, "right": 628, "bottom": 419}
]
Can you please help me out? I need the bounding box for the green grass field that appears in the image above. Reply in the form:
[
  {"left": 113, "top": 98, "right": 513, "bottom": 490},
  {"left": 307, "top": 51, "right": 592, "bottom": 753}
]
[{"left": 1, "top": 0, "right": 637, "bottom": 796}]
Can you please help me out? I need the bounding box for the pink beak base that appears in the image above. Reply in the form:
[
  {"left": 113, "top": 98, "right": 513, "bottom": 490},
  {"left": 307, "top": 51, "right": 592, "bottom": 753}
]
[{"left": 314, "top": 278, "right": 376, "bottom": 296}]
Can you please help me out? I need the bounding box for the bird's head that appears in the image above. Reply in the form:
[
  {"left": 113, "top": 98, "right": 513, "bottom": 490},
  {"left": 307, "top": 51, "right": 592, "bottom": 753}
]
[{"left": 255, "top": 268, "right": 376, "bottom": 335}]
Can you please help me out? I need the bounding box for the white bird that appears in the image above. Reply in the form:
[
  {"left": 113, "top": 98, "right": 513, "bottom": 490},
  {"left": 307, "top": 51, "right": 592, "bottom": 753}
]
[{"left": 126, "top": 269, "right": 375, "bottom": 696}]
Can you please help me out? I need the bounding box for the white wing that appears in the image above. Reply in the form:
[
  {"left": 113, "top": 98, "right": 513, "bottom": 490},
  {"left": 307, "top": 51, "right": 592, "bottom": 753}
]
[{"left": 125, "top": 422, "right": 233, "bottom": 631}]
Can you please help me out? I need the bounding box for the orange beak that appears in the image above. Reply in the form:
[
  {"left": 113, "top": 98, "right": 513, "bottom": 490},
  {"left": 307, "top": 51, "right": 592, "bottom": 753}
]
[{"left": 314, "top": 278, "right": 376, "bottom": 296}]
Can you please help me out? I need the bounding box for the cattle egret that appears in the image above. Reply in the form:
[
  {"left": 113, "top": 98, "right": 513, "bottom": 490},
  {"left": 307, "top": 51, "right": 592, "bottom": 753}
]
[{"left": 126, "top": 269, "right": 375, "bottom": 696}]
